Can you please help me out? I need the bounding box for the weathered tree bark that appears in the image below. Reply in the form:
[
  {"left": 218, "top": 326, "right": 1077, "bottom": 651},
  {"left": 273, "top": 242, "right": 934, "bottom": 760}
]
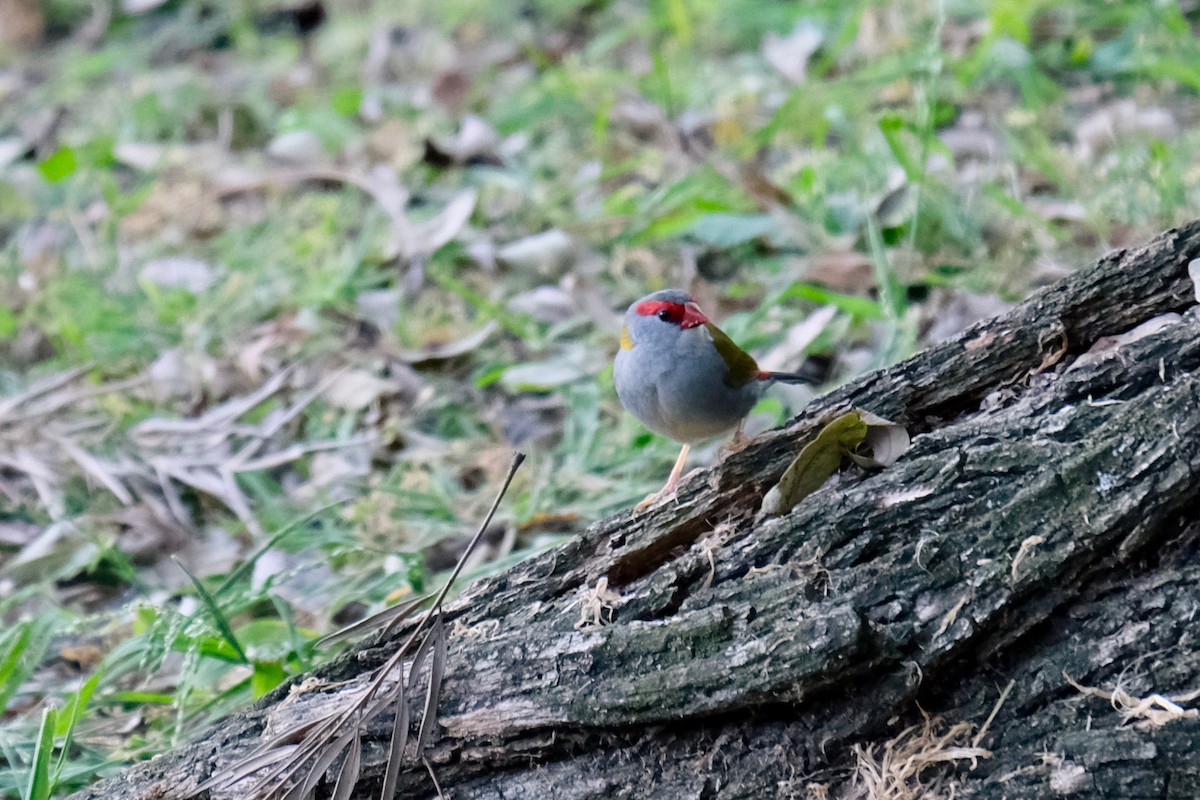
[{"left": 74, "top": 222, "right": 1200, "bottom": 800}]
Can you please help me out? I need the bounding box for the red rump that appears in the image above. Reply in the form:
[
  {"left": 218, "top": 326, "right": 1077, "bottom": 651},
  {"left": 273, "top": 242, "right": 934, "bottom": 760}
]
[{"left": 635, "top": 299, "right": 709, "bottom": 329}]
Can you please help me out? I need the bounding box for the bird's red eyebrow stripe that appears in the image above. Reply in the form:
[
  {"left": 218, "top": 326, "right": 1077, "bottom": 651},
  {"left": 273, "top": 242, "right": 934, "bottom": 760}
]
[
  {"left": 634, "top": 300, "right": 679, "bottom": 317},
  {"left": 635, "top": 299, "right": 708, "bottom": 328}
]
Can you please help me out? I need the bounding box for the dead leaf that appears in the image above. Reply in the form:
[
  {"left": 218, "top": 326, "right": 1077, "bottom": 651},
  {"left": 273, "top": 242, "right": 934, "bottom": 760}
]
[
  {"left": 847, "top": 411, "right": 910, "bottom": 468},
  {"left": 0, "top": 0, "right": 43, "bottom": 47},
  {"left": 1074, "top": 99, "right": 1178, "bottom": 159},
  {"left": 761, "top": 409, "right": 910, "bottom": 515},
  {"left": 407, "top": 189, "right": 477, "bottom": 258},
  {"left": 506, "top": 285, "right": 575, "bottom": 323},
  {"left": 0, "top": 136, "right": 24, "bottom": 168},
  {"left": 804, "top": 251, "right": 875, "bottom": 293},
  {"left": 496, "top": 229, "right": 575, "bottom": 274},
  {"left": 762, "top": 21, "right": 823, "bottom": 84},
  {"left": 875, "top": 181, "right": 913, "bottom": 227},
  {"left": 122, "top": 0, "right": 170, "bottom": 11},
  {"left": 323, "top": 370, "right": 405, "bottom": 410},
  {"left": 113, "top": 142, "right": 166, "bottom": 171},
  {"left": 356, "top": 288, "right": 402, "bottom": 331},
  {"left": 387, "top": 189, "right": 477, "bottom": 262},
  {"left": 423, "top": 114, "right": 502, "bottom": 166},
  {"left": 360, "top": 164, "right": 410, "bottom": 222},
  {"left": 394, "top": 321, "right": 497, "bottom": 364},
  {"left": 0, "top": 520, "right": 39, "bottom": 548},
  {"left": 139, "top": 256, "right": 217, "bottom": 293},
  {"left": 267, "top": 129, "right": 328, "bottom": 164},
  {"left": 761, "top": 411, "right": 867, "bottom": 516},
  {"left": 306, "top": 450, "right": 370, "bottom": 489},
  {"left": 500, "top": 359, "right": 588, "bottom": 392},
  {"left": 2, "top": 521, "right": 96, "bottom": 582},
  {"left": 59, "top": 643, "right": 105, "bottom": 669},
  {"left": 432, "top": 68, "right": 472, "bottom": 112},
  {"left": 237, "top": 317, "right": 308, "bottom": 381},
  {"left": 757, "top": 305, "right": 837, "bottom": 373}
]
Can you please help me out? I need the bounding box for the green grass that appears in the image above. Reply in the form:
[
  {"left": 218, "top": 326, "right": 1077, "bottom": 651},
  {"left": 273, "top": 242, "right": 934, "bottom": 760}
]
[{"left": 1, "top": 0, "right": 1198, "bottom": 794}]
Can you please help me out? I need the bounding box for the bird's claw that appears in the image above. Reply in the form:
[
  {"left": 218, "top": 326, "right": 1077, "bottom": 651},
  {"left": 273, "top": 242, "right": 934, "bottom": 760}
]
[
  {"left": 717, "top": 421, "right": 751, "bottom": 461},
  {"left": 635, "top": 489, "right": 673, "bottom": 512}
]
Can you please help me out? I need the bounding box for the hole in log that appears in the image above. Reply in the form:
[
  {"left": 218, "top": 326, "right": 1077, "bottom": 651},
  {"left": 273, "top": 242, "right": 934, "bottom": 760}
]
[{"left": 606, "top": 516, "right": 715, "bottom": 589}]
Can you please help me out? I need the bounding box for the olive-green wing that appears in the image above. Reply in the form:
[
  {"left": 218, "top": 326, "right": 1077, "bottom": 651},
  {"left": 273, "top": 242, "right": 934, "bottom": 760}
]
[{"left": 704, "top": 322, "right": 760, "bottom": 387}]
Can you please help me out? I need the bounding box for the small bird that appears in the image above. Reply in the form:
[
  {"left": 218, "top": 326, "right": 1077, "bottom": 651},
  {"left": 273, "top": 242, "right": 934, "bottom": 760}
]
[{"left": 614, "top": 289, "right": 818, "bottom": 509}]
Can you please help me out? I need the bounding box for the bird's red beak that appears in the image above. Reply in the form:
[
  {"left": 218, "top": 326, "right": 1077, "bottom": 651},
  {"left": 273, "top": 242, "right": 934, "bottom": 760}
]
[{"left": 680, "top": 301, "right": 708, "bottom": 329}]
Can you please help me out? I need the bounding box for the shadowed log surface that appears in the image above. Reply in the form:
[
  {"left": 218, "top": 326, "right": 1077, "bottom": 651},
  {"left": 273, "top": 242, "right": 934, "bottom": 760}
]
[{"left": 71, "top": 221, "right": 1200, "bottom": 800}]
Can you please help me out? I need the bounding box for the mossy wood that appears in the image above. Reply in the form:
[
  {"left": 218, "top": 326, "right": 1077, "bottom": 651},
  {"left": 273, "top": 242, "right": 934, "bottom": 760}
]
[{"left": 72, "top": 222, "right": 1200, "bottom": 799}]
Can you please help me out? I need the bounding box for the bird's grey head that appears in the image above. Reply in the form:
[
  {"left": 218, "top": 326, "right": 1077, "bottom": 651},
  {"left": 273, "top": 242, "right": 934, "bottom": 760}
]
[{"left": 620, "top": 289, "right": 710, "bottom": 349}]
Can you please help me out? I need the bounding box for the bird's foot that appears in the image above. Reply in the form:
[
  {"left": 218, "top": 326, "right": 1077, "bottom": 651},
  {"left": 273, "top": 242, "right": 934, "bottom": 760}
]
[
  {"left": 634, "top": 444, "right": 691, "bottom": 512},
  {"left": 634, "top": 487, "right": 673, "bottom": 512},
  {"left": 718, "top": 421, "right": 751, "bottom": 461},
  {"left": 634, "top": 468, "right": 705, "bottom": 511}
]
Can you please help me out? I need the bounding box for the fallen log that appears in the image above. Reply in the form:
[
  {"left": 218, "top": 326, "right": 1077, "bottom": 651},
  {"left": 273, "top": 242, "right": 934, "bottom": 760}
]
[{"left": 72, "top": 221, "right": 1200, "bottom": 800}]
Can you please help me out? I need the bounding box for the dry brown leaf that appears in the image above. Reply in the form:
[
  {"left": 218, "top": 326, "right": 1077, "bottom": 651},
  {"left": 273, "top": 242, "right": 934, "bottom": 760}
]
[
  {"left": 0, "top": 0, "right": 43, "bottom": 46},
  {"left": 267, "top": 130, "right": 328, "bottom": 164},
  {"left": 506, "top": 285, "right": 575, "bottom": 323},
  {"left": 323, "top": 370, "right": 403, "bottom": 411},
  {"left": 394, "top": 321, "right": 497, "bottom": 364},
  {"left": 1074, "top": 99, "right": 1178, "bottom": 159},
  {"left": 762, "top": 21, "right": 823, "bottom": 84},
  {"left": 849, "top": 411, "right": 910, "bottom": 468},
  {"left": 757, "top": 305, "right": 837, "bottom": 373},
  {"left": 496, "top": 229, "right": 575, "bottom": 274},
  {"left": 139, "top": 256, "right": 217, "bottom": 293},
  {"left": 387, "top": 189, "right": 478, "bottom": 263},
  {"left": 924, "top": 292, "right": 1015, "bottom": 344},
  {"left": 423, "top": 114, "right": 502, "bottom": 166},
  {"left": 804, "top": 251, "right": 875, "bottom": 293}
]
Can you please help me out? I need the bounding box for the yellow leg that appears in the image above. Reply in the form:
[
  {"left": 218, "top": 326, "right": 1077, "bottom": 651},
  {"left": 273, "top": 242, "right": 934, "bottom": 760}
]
[{"left": 635, "top": 443, "right": 690, "bottom": 511}]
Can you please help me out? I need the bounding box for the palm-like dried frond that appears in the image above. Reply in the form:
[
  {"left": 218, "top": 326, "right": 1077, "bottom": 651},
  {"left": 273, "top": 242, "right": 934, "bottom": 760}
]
[{"left": 193, "top": 452, "right": 525, "bottom": 800}]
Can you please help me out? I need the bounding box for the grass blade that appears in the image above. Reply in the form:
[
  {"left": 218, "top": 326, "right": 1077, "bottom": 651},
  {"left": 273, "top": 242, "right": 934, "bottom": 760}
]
[
  {"left": 0, "top": 623, "right": 33, "bottom": 713},
  {"left": 216, "top": 499, "right": 348, "bottom": 598},
  {"left": 25, "top": 705, "right": 57, "bottom": 800},
  {"left": 52, "top": 667, "right": 104, "bottom": 786},
  {"left": 173, "top": 556, "right": 248, "bottom": 664}
]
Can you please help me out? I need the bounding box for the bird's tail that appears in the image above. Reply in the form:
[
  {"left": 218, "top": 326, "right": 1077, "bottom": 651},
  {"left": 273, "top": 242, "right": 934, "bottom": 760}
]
[{"left": 757, "top": 357, "right": 829, "bottom": 385}]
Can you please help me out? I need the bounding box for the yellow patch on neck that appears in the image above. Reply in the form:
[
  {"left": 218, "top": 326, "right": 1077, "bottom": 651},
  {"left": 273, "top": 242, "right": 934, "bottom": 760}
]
[{"left": 619, "top": 323, "right": 634, "bottom": 350}]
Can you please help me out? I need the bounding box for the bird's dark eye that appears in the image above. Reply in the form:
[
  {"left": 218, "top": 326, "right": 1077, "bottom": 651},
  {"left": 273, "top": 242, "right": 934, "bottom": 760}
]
[{"left": 657, "top": 309, "right": 671, "bottom": 321}]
